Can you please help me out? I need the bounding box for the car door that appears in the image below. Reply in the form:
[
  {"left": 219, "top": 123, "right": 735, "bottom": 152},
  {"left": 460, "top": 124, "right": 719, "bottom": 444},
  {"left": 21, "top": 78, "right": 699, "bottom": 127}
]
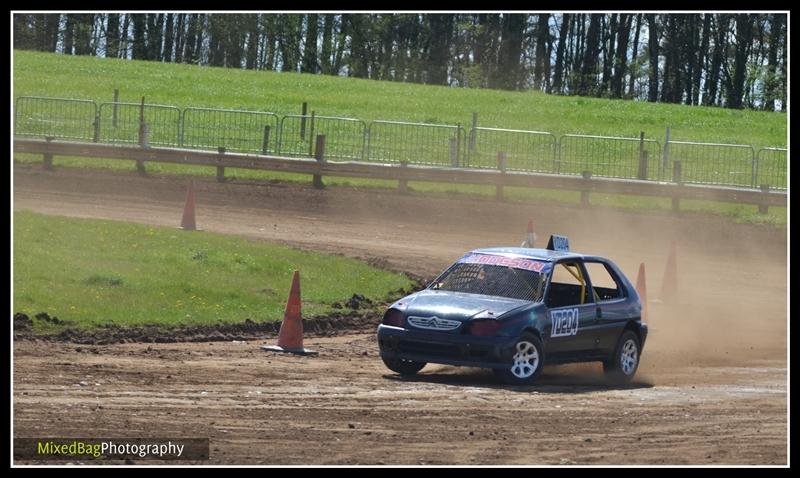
[
  {"left": 584, "top": 260, "right": 630, "bottom": 355},
  {"left": 544, "top": 260, "right": 597, "bottom": 359}
]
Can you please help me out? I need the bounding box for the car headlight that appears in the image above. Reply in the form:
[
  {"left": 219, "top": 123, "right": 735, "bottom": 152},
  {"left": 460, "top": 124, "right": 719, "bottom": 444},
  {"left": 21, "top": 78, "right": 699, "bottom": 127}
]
[
  {"left": 382, "top": 308, "right": 406, "bottom": 328},
  {"left": 468, "top": 319, "right": 502, "bottom": 336}
]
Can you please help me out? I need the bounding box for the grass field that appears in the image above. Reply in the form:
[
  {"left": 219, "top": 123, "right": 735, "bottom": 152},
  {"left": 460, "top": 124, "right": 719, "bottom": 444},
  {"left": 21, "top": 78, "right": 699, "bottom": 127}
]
[
  {"left": 12, "top": 50, "right": 787, "bottom": 226},
  {"left": 13, "top": 210, "right": 414, "bottom": 333},
  {"left": 13, "top": 50, "right": 787, "bottom": 148}
]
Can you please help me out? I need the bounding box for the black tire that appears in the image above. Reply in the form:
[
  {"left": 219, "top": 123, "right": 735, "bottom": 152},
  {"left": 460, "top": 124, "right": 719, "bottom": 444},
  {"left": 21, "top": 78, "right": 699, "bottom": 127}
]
[
  {"left": 382, "top": 357, "right": 426, "bottom": 376},
  {"left": 493, "top": 333, "right": 545, "bottom": 385},
  {"left": 604, "top": 330, "right": 641, "bottom": 385}
]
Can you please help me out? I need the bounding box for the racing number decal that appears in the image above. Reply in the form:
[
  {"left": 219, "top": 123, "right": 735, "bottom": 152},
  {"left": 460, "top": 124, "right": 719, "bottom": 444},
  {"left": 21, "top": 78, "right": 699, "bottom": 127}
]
[{"left": 550, "top": 308, "right": 579, "bottom": 337}]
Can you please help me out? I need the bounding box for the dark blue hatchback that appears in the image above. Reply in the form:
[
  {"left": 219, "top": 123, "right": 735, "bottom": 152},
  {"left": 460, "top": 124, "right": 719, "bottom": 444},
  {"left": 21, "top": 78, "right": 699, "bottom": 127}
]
[{"left": 377, "top": 236, "right": 648, "bottom": 384}]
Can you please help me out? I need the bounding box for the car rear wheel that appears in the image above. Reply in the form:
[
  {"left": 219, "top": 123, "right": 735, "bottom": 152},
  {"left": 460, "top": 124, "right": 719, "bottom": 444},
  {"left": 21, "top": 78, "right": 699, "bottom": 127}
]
[
  {"left": 493, "top": 333, "right": 544, "bottom": 385},
  {"left": 382, "top": 357, "right": 426, "bottom": 376},
  {"left": 604, "top": 330, "right": 641, "bottom": 385}
]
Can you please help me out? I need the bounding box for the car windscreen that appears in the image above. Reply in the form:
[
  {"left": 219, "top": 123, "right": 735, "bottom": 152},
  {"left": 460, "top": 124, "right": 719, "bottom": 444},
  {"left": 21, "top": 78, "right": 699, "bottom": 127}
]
[{"left": 431, "top": 263, "right": 547, "bottom": 302}]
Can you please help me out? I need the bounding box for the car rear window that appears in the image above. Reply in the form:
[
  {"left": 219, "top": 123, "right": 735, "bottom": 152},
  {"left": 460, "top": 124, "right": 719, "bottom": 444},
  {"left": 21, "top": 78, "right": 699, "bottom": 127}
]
[{"left": 432, "top": 263, "right": 547, "bottom": 302}]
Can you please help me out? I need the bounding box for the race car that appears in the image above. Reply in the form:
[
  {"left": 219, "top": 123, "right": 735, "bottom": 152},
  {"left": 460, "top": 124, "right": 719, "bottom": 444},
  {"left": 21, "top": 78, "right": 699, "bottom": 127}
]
[{"left": 377, "top": 235, "right": 647, "bottom": 385}]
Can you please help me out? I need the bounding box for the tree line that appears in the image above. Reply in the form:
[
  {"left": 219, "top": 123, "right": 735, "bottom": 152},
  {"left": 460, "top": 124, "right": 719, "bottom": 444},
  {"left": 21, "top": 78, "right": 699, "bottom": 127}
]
[{"left": 13, "top": 13, "right": 787, "bottom": 111}]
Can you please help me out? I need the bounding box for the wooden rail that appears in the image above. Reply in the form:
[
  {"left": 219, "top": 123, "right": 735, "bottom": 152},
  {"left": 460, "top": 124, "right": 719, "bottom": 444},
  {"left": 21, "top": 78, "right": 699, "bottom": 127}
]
[{"left": 14, "top": 137, "right": 786, "bottom": 212}]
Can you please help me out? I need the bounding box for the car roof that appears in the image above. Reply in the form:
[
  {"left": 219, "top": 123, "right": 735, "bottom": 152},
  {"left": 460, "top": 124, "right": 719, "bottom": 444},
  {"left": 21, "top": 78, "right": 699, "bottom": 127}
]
[{"left": 471, "top": 247, "right": 602, "bottom": 262}]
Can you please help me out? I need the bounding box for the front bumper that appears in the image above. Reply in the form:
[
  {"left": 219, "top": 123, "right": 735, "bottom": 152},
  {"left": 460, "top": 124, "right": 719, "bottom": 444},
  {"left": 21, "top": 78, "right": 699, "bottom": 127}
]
[{"left": 377, "top": 324, "right": 517, "bottom": 369}]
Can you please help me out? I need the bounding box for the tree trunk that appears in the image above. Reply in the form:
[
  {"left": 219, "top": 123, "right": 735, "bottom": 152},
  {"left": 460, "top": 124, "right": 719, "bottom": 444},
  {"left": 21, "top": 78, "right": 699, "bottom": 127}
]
[
  {"left": 13, "top": 15, "right": 34, "bottom": 50},
  {"left": 163, "top": 14, "right": 174, "bottom": 62},
  {"left": 131, "top": 14, "right": 146, "bottom": 60},
  {"left": 258, "top": 21, "right": 268, "bottom": 70},
  {"left": 564, "top": 14, "right": 576, "bottom": 92},
  {"left": 155, "top": 14, "right": 165, "bottom": 60},
  {"left": 611, "top": 14, "right": 630, "bottom": 98},
  {"left": 428, "top": 14, "right": 454, "bottom": 85},
  {"left": 704, "top": 14, "right": 727, "bottom": 106},
  {"left": 660, "top": 15, "right": 681, "bottom": 103},
  {"left": 377, "top": 14, "right": 396, "bottom": 81},
  {"left": 551, "top": 13, "right": 570, "bottom": 94},
  {"left": 320, "top": 14, "right": 334, "bottom": 74},
  {"left": 72, "top": 14, "right": 93, "bottom": 55},
  {"left": 120, "top": 14, "right": 131, "bottom": 59},
  {"left": 627, "top": 14, "right": 642, "bottom": 98},
  {"left": 32, "top": 15, "right": 46, "bottom": 51},
  {"left": 533, "top": 14, "right": 550, "bottom": 91},
  {"left": 193, "top": 14, "right": 205, "bottom": 64},
  {"left": 63, "top": 14, "right": 75, "bottom": 54},
  {"left": 474, "top": 14, "right": 499, "bottom": 88},
  {"left": 266, "top": 15, "right": 279, "bottom": 70},
  {"left": 727, "top": 14, "right": 753, "bottom": 109},
  {"left": 779, "top": 16, "right": 786, "bottom": 112},
  {"left": 245, "top": 14, "right": 259, "bottom": 70},
  {"left": 494, "top": 13, "right": 526, "bottom": 90},
  {"left": 225, "top": 16, "right": 245, "bottom": 68},
  {"left": 682, "top": 15, "right": 695, "bottom": 104},
  {"left": 763, "top": 14, "right": 783, "bottom": 111},
  {"left": 679, "top": 15, "right": 700, "bottom": 105},
  {"left": 646, "top": 14, "right": 659, "bottom": 102},
  {"left": 601, "top": 14, "right": 616, "bottom": 96},
  {"left": 145, "top": 14, "right": 161, "bottom": 61},
  {"left": 89, "top": 14, "right": 100, "bottom": 56},
  {"left": 347, "top": 15, "right": 370, "bottom": 78},
  {"left": 332, "top": 15, "right": 347, "bottom": 74},
  {"left": 279, "top": 14, "right": 301, "bottom": 72},
  {"left": 577, "top": 14, "right": 601, "bottom": 96},
  {"left": 106, "top": 14, "right": 120, "bottom": 58},
  {"left": 300, "top": 14, "right": 319, "bottom": 73},
  {"left": 571, "top": 14, "right": 585, "bottom": 92},
  {"left": 46, "top": 14, "right": 60, "bottom": 52},
  {"left": 693, "top": 14, "right": 711, "bottom": 105},
  {"left": 208, "top": 15, "right": 224, "bottom": 67},
  {"left": 174, "top": 14, "right": 185, "bottom": 63},
  {"left": 183, "top": 14, "right": 197, "bottom": 63}
]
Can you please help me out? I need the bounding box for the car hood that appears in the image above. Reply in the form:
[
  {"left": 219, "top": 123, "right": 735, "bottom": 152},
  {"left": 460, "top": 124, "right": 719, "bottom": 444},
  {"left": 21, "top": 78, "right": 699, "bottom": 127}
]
[{"left": 394, "top": 289, "right": 530, "bottom": 322}]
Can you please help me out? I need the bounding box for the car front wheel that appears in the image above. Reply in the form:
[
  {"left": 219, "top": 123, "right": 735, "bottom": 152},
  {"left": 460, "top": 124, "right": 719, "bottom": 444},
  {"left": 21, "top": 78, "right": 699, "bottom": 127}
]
[
  {"left": 604, "top": 330, "right": 641, "bottom": 385},
  {"left": 493, "top": 333, "right": 544, "bottom": 385},
  {"left": 382, "top": 357, "right": 426, "bottom": 376}
]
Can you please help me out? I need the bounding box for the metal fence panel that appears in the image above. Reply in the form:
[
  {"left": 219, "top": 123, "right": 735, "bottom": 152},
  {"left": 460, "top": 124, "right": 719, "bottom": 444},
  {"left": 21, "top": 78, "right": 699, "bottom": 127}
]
[
  {"left": 14, "top": 96, "right": 97, "bottom": 142},
  {"left": 755, "top": 148, "right": 787, "bottom": 190},
  {"left": 98, "top": 102, "right": 181, "bottom": 147},
  {"left": 668, "top": 141, "right": 755, "bottom": 187},
  {"left": 367, "top": 121, "right": 464, "bottom": 166},
  {"left": 278, "top": 115, "right": 366, "bottom": 161},
  {"left": 181, "top": 108, "right": 279, "bottom": 154},
  {"left": 467, "top": 127, "right": 558, "bottom": 172},
  {"left": 558, "top": 134, "right": 662, "bottom": 180},
  {"left": 15, "top": 94, "right": 787, "bottom": 193}
]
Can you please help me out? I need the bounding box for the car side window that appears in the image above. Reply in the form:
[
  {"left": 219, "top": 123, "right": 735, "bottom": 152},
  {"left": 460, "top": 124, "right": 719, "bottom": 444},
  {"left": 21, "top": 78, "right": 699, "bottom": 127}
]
[
  {"left": 584, "top": 261, "right": 624, "bottom": 302},
  {"left": 546, "top": 261, "right": 592, "bottom": 308}
]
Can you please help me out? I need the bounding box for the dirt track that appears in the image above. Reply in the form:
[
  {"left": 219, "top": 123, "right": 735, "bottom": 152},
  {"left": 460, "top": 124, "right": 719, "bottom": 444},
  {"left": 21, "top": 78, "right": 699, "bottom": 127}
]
[{"left": 13, "top": 164, "right": 788, "bottom": 465}]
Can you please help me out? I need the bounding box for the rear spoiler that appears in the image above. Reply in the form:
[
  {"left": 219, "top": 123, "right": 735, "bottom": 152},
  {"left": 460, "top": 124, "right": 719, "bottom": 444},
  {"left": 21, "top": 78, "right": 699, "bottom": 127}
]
[{"left": 546, "top": 235, "right": 570, "bottom": 252}]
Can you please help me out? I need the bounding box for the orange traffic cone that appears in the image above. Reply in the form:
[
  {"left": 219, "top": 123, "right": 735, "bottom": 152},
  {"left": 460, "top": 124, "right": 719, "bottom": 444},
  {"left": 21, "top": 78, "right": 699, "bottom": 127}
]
[
  {"left": 261, "top": 271, "right": 318, "bottom": 355},
  {"left": 661, "top": 241, "right": 678, "bottom": 302},
  {"left": 635, "top": 262, "right": 648, "bottom": 323},
  {"left": 180, "top": 179, "right": 198, "bottom": 231},
  {"left": 521, "top": 218, "right": 537, "bottom": 248}
]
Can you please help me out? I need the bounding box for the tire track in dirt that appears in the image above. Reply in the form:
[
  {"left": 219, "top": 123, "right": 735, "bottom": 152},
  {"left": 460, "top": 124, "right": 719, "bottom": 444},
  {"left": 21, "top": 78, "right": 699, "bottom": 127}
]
[{"left": 13, "top": 165, "right": 787, "bottom": 464}]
